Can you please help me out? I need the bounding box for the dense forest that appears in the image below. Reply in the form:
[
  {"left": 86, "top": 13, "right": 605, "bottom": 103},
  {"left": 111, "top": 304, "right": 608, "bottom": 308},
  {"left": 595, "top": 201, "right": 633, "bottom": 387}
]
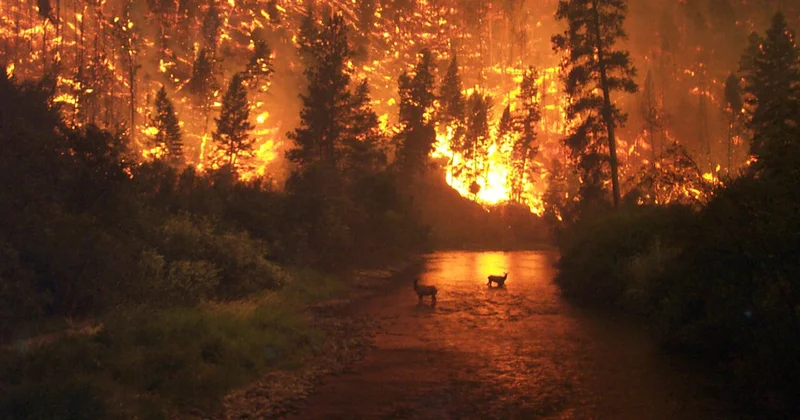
[
  {"left": 1, "top": 0, "right": 800, "bottom": 417},
  {"left": 552, "top": 7, "right": 800, "bottom": 416}
]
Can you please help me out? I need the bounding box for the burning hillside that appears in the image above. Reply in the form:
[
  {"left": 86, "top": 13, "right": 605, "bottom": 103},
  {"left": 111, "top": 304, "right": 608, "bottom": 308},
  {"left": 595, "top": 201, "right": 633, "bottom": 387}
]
[{"left": 1, "top": 0, "right": 786, "bottom": 214}]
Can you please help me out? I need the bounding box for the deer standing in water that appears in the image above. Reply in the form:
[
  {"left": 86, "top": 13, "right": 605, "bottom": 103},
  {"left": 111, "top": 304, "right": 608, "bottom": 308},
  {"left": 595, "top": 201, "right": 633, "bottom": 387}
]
[
  {"left": 487, "top": 272, "right": 508, "bottom": 287},
  {"left": 413, "top": 277, "right": 437, "bottom": 304}
]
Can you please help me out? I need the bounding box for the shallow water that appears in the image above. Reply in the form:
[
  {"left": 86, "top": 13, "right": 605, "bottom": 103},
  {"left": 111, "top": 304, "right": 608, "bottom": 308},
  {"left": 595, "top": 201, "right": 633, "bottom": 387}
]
[{"left": 287, "top": 250, "right": 732, "bottom": 419}]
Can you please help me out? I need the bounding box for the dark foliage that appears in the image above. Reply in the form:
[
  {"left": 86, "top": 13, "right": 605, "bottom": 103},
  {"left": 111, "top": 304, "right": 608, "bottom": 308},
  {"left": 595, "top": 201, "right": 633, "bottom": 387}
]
[
  {"left": 740, "top": 12, "right": 800, "bottom": 181},
  {"left": 555, "top": 17, "right": 800, "bottom": 412},
  {"left": 286, "top": 14, "right": 424, "bottom": 269},
  {"left": 0, "top": 60, "right": 423, "bottom": 343},
  {"left": 394, "top": 49, "right": 437, "bottom": 180},
  {"left": 509, "top": 67, "right": 541, "bottom": 203}
]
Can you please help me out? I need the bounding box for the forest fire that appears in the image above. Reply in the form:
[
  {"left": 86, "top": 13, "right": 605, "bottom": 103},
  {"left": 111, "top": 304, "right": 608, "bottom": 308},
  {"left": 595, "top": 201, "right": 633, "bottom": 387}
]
[
  {"left": 4, "top": 2, "right": 800, "bottom": 418},
  {"left": 0, "top": 0, "right": 757, "bottom": 213}
]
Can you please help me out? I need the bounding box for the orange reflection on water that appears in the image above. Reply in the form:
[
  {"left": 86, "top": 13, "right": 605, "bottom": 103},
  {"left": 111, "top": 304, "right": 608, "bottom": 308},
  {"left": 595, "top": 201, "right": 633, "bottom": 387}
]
[{"left": 417, "top": 250, "right": 558, "bottom": 292}]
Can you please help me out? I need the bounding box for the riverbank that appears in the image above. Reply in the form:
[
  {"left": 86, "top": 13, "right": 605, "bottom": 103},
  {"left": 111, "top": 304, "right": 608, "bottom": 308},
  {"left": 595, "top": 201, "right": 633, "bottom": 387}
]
[
  {"left": 0, "top": 257, "right": 423, "bottom": 419},
  {"left": 554, "top": 201, "right": 800, "bottom": 419}
]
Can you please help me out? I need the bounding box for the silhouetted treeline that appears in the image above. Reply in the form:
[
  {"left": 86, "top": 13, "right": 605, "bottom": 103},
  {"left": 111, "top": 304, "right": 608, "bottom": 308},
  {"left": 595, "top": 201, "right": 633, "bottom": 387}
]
[
  {"left": 553, "top": 12, "right": 800, "bottom": 416},
  {"left": 0, "top": 62, "right": 425, "bottom": 342}
]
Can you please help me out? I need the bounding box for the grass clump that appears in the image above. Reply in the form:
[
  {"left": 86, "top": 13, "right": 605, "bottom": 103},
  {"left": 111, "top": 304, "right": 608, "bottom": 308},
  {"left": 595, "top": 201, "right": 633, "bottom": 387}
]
[{"left": 0, "top": 287, "right": 326, "bottom": 418}]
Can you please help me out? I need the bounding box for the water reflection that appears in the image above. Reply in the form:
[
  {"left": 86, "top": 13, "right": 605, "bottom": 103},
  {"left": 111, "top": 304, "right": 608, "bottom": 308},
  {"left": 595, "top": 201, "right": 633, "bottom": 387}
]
[
  {"left": 290, "top": 251, "right": 729, "bottom": 420},
  {"left": 407, "top": 251, "right": 724, "bottom": 419}
]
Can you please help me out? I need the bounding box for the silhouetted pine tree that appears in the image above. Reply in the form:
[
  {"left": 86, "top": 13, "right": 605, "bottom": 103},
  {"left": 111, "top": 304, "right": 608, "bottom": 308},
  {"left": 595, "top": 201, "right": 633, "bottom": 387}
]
[
  {"left": 297, "top": 7, "right": 320, "bottom": 69},
  {"left": 723, "top": 72, "right": 743, "bottom": 174},
  {"left": 148, "top": 86, "right": 184, "bottom": 165},
  {"left": 265, "top": 0, "right": 281, "bottom": 24},
  {"left": 213, "top": 73, "right": 254, "bottom": 170},
  {"left": 285, "top": 13, "right": 391, "bottom": 268},
  {"left": 147, "top": 0, "right": 179, "bottom": 59},
  {"left": 354, "top": 0, "right": 377, "bottom": 63},
  {"left": 739, "top": 12, "right": 800, "bottom": 178},
  {"left": 202, "top": 0, "right": 222, "bottom": 54},
  {"left": 439, "top": 55, "right": 466, "bottom": 127},
  {"left": 188, "top": 48, "right": 216, "bottom": 103},
  {"left": 542, "top": 157, "right": 571, "bottom": 228},
  {"left": 640, "top": 70, "right": 662, "bottom": 166},
  {"left": 345, "top": 79, "right": 387, "bottom": 179},
  {"left": 510, "top": 67, "right": 541, "bottom": 203},
  {"left": 395, "top": 49, "right": 437, "bottom": 179},
  {"left": 552, "top": 0, "right": 638, "bottom": 208},
  {"left": 112, "top": 1, "right": 142, "bottom": 144},
  {"left": 497, "top": 105, "right": 516, "bottom": 144},
  {"left": 287, "top": 13, "right": 353, "bottom": 175},
  {"left": 438, "top": 55, "right": 467, "bottom": 168},
  {"left": 37, "top": 0, "right": 52, "bottom": 20},
  {"left": 187, "top": 47, "right": 217, "bottom": 133}
]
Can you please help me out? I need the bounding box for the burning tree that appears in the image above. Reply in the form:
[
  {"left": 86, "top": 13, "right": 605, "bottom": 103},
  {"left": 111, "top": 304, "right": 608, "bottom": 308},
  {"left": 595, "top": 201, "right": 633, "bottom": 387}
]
[
  {"left": 187, "top": 47, "right": 218, "bottom": 135},
  {"left": 202, "top": 0, "right": 222, "bottom": 55},
  {"left": 543, "top": 157, "right": 572, "bottom": 225},
  {"left": 147, "top": 0, "right": 179, "bottom": 60},
  {"left": 496, "top": 105, "right": 518, "bottom": 199},
  {"left": 639, "top": 70, "right": 663, "bottom": 166},
  {"left": 213, "top": 72, "right": 254, "bottom": 171},
  {"left": 629, "top": 140, "right": 711, "bottom": 206},
  {"left": 739, "top": 12, "right": 800, "bottom": 179},
  {"left": 147, "top": 85, "right": 184, "bottom": 165},
  {"left": 438, "top": 55, "right": 467, "bottom": 170},
  {"left": 464, "top": 90, "right": 493, "bottom": 195},
  {"left": 244, "top": 39, "right": 274, "bottom": 89},
  {"left": 354, "top": 0, "right": 377, "bottom": 63},
  {"left": 112, "top": 1, "right": 143, "bottom": 144},
  {"left": 552, "top": 0, "right": 638, "bottom": 208}
]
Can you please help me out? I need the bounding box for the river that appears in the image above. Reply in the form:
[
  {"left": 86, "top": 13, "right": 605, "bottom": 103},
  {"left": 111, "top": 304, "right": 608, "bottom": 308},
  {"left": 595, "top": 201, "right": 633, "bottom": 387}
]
[{"left": 286, "top": 250, "right": 734, "bottom": 419}]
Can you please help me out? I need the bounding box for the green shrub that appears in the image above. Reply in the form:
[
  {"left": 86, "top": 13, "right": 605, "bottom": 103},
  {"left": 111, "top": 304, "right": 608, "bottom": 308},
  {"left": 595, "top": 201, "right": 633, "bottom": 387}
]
[
  {"left": 555, "top": 204, "right": 695, "bottom": 304},
  {"left": 162, "top": 260, "right": 221, "bottom": 304},
  {"left": 156, "top": 214, "right": 286, "bottom": 299},
  {"left": 0, "top": 301, "right": 323, "bottom": 418},
  {"left": 158, "top": 213, "right": 213, "bottom": 261},
  {"left": 209, "top": 232, "right": 287, "bottom": 298}
]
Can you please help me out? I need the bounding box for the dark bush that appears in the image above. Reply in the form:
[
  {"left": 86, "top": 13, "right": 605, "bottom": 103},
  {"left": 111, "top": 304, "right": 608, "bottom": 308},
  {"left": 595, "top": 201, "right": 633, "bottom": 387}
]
[{"left": 555, "top": 203, "right": 695, "bottom": 304}]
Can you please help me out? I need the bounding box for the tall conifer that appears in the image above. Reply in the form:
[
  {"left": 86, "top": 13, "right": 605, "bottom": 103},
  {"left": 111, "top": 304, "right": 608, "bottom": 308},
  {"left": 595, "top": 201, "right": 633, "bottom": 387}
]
[
  {"left": 552, "top": 0, "right": 638, "bottom": 207},
  {"left": 213, "top": 73, "right": 254, "bottom": 170},
  {"left": 148, "top": 86, "right": 184, "bottom": 165}
]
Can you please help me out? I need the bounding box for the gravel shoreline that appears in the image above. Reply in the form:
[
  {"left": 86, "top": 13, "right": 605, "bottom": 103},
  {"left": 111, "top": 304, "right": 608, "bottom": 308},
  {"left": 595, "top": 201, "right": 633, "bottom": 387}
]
[{"left": 194, "top": 257, "right": 423, "bottom": 420}]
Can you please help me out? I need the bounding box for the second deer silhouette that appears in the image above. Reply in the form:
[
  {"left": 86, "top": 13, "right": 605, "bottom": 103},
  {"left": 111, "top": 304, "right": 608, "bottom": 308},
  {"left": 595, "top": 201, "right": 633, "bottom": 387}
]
[{"left": 487, "top": 272, "right": 508, "bottom": 287}]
